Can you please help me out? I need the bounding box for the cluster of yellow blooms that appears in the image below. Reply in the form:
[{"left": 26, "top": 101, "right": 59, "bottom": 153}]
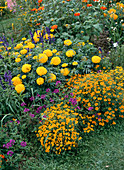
[{"left": 36, "top": 103, "right": 82, "bottom": 154}]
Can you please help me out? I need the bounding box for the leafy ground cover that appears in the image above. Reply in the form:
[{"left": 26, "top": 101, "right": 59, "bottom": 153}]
[{"left": 0, "top": 0, "right": 124, "bottom": 169}]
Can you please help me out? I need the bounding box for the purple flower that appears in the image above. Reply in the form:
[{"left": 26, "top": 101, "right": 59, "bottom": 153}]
[
  {"left": 17, "top": 120, "right": 20, "bottom": 124},
  {"left": 29, "top": 113, "right": 35, "bottom": 118},
  {"left": 41, "top": 94, "right": 46, "bottom": 99},
  {"left": 30, "top": 96, "right": 35, "bottom": 101},
  {"left": 37, "top": 93, "right": 40, "bottom": 97},
  {"left": 70, "top": 93, "right": 73, "bottom": 96},
  {"left": 43, "top": 115, "right": 47, "bottom": 118},
  {"left": 7, "top": 151, "right": 14, "bottom": 156},
  {"left": 55, "top": 81, "right": 61, "bottom": 86},
  {"left": 53, "top": 89, "right": 59, "bottom": 93},
  {"left": 21, "top": 102, "right": 26, "bottom": 106},
  {"left": 24, "top": 108, "right": 29, "bottom": 112},
  {"left": 97, "top": 70, "right": 102, "bottom": 73},
  {"left": 46, "top": 88, "right": 50, "bottom": 92},
  {"left": 50, "top": 98, "right": 54, "bottom": 103},
  {"left": 10, "top": 139, "right": 15, "bottom": 145},
  {"left": 88, "top": 107, "right": 94, "bottom": 111},
  {"left": 20, "top": 141, "right": 27, "bottom": 147},
  {"left": 36, "top": 106, "right": 43, "bottom": 113},
  {"left": 64, "top": 95, "right": 68, "bottom": 98}
]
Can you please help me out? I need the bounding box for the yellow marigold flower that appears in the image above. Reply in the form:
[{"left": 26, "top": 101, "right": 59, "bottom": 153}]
[
  {"left": 15, "top": 58, "right": 21, "bottom": 62},
  {"left": 52, "top": 49, "right": 57, "bottom": 53},
  {"left": 22, "top": 75, "right": 26, "bottom": 79},
  {"left": 72, "top": 61, "right": 78, "bottom": 65},
  {"left": 27, "top": 42, "right": 35, "bottom": 49},
  {"left": 50, "top": 29, "right": 54, "bottom": 32},
  {"left": 33, "top": 56, "right": 38, "bottom": 59},
  {"left": 22, "top": 37, "right": 26, "bottom": 41},
  {"left": 92, "top": 56, "right": 101, "bottom": 63},
  {"left": 50, "top": 57, "right": 61, "bottom": 65},
  {"left": 12, "top": 77, "right": 22, "bottom": 86},
  {"left": 14, "top": 43, "right": 23, "bottom": 50},
  {"left": 33, "top": 36, "right": 39, "bottom": 43},
  {"left": 48, "top": 73, "right": 56, "bottom": 82},
  {"left": 17, "top": 54, "right": 22, "bottom": 58},
  {"left": 36, "top": 77, "right": 44, "bottom": 85},
  {"left": 22, "top": 64, "right": 31, "bottom": 73},
  {"left": 108, "top": 8, "right": 116, "bottom": 14},
  {"left": 62, "top": 63, "right": 68, "bottom": 67},
  {"left": 61, "top": 68, "right": 70, "bottom": 76},
  {"left": 39, "top": 53, "right": 48, "bottom": 63},
  {"left": 43, "top": 49, "right": 53, "bottom": 57},
  {"left": 15, "top": 84, "right": 25, "bottom": 94},
  {"left": 36, "top": 66, "right": 47, "bottom": 76},
  {"left": 110, "top": 14, "right": 118, "bottom": 20},
  {"left": 64, "top": 39, "right": 72, "bottom": 46},
  {"left": 103, "top": 13, "right": 107, "bottom": 17},
  {"left": 66, "top": 50, "right": 76, "bottom": 57},
  {"left": 20, "top": 49, "right": 27, "bottom": 55}
]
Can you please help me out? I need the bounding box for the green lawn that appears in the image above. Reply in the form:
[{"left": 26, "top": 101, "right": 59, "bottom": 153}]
[{"left": 20, "top": 120, "right": 124, "bottom": 170}]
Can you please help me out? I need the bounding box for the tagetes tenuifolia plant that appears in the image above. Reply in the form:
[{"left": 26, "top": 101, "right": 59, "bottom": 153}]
[
  {"left": 66, "top": 67, "right": 124, "bottom": 129},
  {"left": 36, "top": 102, "right": 82, "bottom": 154}
]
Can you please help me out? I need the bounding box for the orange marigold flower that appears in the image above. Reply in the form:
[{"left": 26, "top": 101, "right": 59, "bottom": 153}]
[
  {"left": 87, "top": 4, "right": 92, "bottom": 7},
  {"left": 51, "top": 25, "right": 58, "bottom": 29},
  {"left": 82, "top": 0, "right": 87, "bottom": 2},
  {"left": 74, "top": 13, "right": 80, "bottom": 16},
  {"left": 100, "top": 6, "right": 107, "bottom": 10},
  {"left": 38, "top": 0, "right": 42, "bottom": 3}
]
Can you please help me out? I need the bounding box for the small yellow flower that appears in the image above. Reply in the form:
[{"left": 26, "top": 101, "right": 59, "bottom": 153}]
[
  {"left": 15, "top": 58, "right": 21, "bottom": 62},
  {"left": 36, "top": 67, "right": 47, "bottom": 76},
  {"left": 22, "top": 64, "right": 31, "bottom": 73},
  {"left": 36, "top": 77, "right": 44, "bottom": 85},
  {"left": 72, "top": 61, "right": 78, "bottom": 65},
  {"left": 39, "top": 54, "right": 48, "bottom": 63},
  {"left": 43, "top": 49, "right": 53, "bottom": 57},
  {"left": 12, "top": 77, "right": 22, "bottom": 86},
  {"left": 61, "top": 68, "right": 70, "bottom": 76},
  {"left": 64, "top": 39, "right": 72, "bottom": 46},
  {"left": 22, "top": 75, "right": 26, "bottom": 79},
  {"left": 15, "top": 84, "right": 25, "bottom": 94},
  {"left": 52, "top": 49, "right": 57, "bottom": 53},
  {"left": 92, "top": 56, "right": 101, "bottom": 63},
  {"left": 50, "top": 57, "right": 61, "bottom": 65},
  {"left": 62, "top": 63, "right": 68, "bottom": 67}
]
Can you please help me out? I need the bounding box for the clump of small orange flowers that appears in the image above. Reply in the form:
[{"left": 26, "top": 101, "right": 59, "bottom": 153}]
[
  {"left": 36, "top": 103, "right": 82, "bottom": 154},
  {"left": 66, "top": 67, "right": 124, "bottom": 128}
]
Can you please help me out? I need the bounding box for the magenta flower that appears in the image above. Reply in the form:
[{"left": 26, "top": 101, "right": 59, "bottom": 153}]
[
  {"left": 46, "top": 88, "right": 50, "bottom": 92},
  {"left": 53, "top": 89, "right": 59, "bottom": 93},
  {"left": 7, "top": 151, "right": 14, "bottom": 157},
  {"left": 41, "top": 94, "right": 46, "bottom": 99},
  {"left": 88, "top": 107, "right": 94, "bottom": 111},
  {"left": 21, "top": 102, "right": 26, "bottom": 106},
  {"left": 20, "top": 141, "right": 27, "bottom": 147},
  {"left": 55, "top": 81, "right": 61, "bottom": 86},
  {"left": 29, "top": 113, "right": 35, "bottom": 118},
  {"left": 24, "top": 108, "right": 29, "bottom": 112},
  {"left": 30, "top": 96, "right": 35, "bottom": 101}
]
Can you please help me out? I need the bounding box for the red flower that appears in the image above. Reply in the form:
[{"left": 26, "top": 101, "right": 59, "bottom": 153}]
[
  {"left": 74, "top": 12, "right": 80, "bottom": 16},
  {"left": 31, "top": 8, "right": 37, "bottom": 11},
  {"left": 87, "top": 4, "right": 92, "bottom": 7},
  {"left": 38, "top": 0, "right": 42, "bottom": 3},
  {"left": 51, "top": 25, "right": 58, "bottom": 29},
  {"left": 100, "top": 6, "right": 107, "bottom": 10},
  {"left": 38, "top": 6, "right": 44, "bottom": 10}
]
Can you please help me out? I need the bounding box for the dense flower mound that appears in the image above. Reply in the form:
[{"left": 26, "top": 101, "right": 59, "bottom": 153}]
[
  {"left": 66, "top": 67, "right": 124, "bottom": 129},
  {"left": 36, "top": 103, "right": 82, "bottom": 154}
]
